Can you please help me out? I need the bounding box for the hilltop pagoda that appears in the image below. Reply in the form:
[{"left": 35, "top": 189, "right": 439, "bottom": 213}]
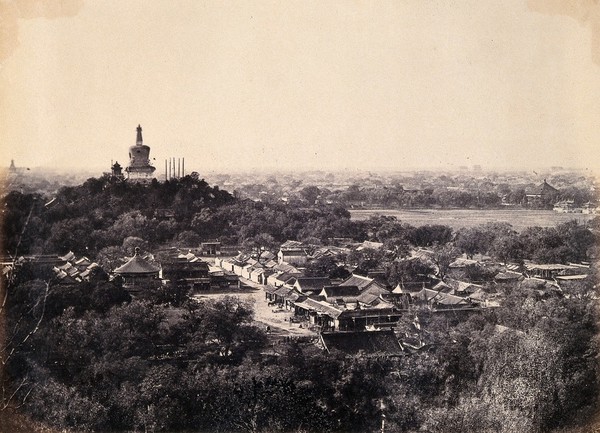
[{"left": 125, "top": 125, "right": 156, "bottom": 182}]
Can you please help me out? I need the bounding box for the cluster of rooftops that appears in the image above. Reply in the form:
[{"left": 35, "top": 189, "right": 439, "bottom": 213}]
[{"left": 0, "top": 237, "right": 593, "bottom": 356}]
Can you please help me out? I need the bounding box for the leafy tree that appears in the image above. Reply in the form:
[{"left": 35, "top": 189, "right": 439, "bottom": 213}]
[
  {"left": 304, "top": 256, "right": 350, "bottom": 279},
  {"left": 299, "top": 185, "right": 321, "bottom": 204},
  {"left": 348, "top": 247, "right": 386, "bottom": 276},
  {"left": 406, "top": 224, "right": 453, "bottom": 247},
  {"left": 490, "top": 232, "right": 524, "bottom": 264},
  {"left": 431, "top": 244, "right": 460, "bottom": 280},
  {"left": 122, "top": 236, "right": 149, "bottom": 255},
  {"left": 386, "top": 258, "right": 434, "bottom": 289}
]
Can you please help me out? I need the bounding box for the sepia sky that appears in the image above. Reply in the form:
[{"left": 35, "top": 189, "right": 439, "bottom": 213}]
[{"left": 1, "top": 0, "right": 599, "bottom": 174}]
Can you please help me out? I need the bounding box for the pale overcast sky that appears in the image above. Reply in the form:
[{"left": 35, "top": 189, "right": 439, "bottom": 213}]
[{"left": 1, "top": 0, "right": 599, "bottom": 174}]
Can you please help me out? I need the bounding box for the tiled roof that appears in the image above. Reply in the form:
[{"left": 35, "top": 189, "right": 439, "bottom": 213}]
[
  {"left": 414, "top": 288, "right": 471, "bottom": 306},
  {"left": 361, "top": 282, "right": 389, "bottom": 296},
  {"left": 294, "top": 298, "right": 343, "bottom": 318},
  {"left": 264, "top": 284, "right": 279, "bottom": 295},
  {"left": 273, "top": 272, "right": 299, "bottom": 284},
  {"left": 337, "top": 307, "right": 401, "bottom": 319},
  {"left": 273, "top": 287, "right": 302, "bottom": 302},
  {"left": 114, "top": 254, "right": 160, "bottom": 275},
  {"left": 525, "top": 263, "right": 575, "bottom": 271},
  {"left": 274, "top": 263, "right": 300, "bottom": 273},
  {"left": 339, "top": 274, "right": 374, "bottom": 289},
  {"left": 356, "top": 292, "right": 380, "bottom": 305},
  {"left": 495, "top": 271, "right": 523, "bottom": 281},
  {"left": 75, "top": 257, "right": 91, "bottom": 266},
  {"left": 321, "top": 285, "right": 361, "bottom": 299},
  {"left": 320, "top": 330, "right": 403, "bottom": 355},
  {"left": 295, "top": 277, "right": 332, "bottom": 292},
  {"left": 259, "top": 251, "right": 276, "bottom": 261},
  {"left": 280, "top": 240, "right": 305, "bottom": 249},
  {"left": 59, "top": 251, "right": 75, "bottom": 262},
  {"left": 357, "top": 241, "right": 384, "bottom": 251}
]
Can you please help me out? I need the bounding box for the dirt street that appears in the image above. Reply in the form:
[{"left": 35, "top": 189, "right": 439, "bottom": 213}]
[{"left": 192, "top": 277, "right": 316, "bottom": 338}]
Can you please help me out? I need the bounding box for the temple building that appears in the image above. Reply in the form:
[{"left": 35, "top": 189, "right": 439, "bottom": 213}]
[
  {"left": 125, "top": 125, "right": 156, "bottom": 182},
  {"left": 113, "top": 248, "right": 161, "bottom": 294},
  {"left": 111, "top": 161, "right": 124, "bottom": 178}
]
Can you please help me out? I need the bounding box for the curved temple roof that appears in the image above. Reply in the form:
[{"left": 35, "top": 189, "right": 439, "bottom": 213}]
[{"left": 114, "top": 249, "right": 159, "bottom": 275}]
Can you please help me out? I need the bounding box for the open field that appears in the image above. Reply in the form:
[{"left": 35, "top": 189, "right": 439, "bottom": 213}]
[{"left": 349, "top": 208, "right": 596, "bottom": 231}]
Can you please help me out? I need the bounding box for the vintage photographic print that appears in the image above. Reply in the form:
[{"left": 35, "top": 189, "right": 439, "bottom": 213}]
[{"left": 0, "top": 1, "right": 599, "bottom": 432}]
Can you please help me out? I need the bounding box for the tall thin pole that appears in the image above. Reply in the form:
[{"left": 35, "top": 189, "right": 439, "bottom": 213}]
[
  {"left": 182, "top": 158, "right": 185, "bottom": 177},
  {"left": 165, "top": 159, "right": 167, "bottom": 181}
]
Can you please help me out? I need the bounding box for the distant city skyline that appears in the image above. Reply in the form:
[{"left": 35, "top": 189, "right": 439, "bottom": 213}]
[{"left": 1, "top": 1, "right": 599, "bottom": 174}]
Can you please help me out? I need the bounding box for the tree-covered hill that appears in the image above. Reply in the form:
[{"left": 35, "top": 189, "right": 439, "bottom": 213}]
[{"left": 2, "top": 173, "right": 233, "bottom": 256}]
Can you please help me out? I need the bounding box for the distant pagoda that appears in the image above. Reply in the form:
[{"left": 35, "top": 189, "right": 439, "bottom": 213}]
[{"left": 125, "top": 125, "right": 156, "bottom": 182}]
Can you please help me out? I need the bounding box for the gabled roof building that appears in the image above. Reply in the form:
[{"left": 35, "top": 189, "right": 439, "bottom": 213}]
[{"left": 113, "top": 248, "right": 161, "bottom": 293}]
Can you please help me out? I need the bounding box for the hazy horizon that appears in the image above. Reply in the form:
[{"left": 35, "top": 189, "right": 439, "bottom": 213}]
[
  {"left": 3, "top": 162, "right": 594, "bottom": 178},
  {"left": 2, "top": 1, "right": 600, "bottom": 174}
]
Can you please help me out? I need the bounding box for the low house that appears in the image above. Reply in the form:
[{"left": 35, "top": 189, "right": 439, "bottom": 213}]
[
  {"left": 356, "top": 291, "right": 395, "bottom": 308},
  {"left": 337, "top": 307, "right": 404, "bottom": 331},
  {"left": 278, "top": 240, "right": 308, "bottom": 265},
  {"left": 74, "top": 257, "right": 92, "bottom": 271},
  {"left": 319, "top": 330, "right": 403, "bottom": 356},
  {"left": 161, "top": 253, "right": 211, "bottom": 290},
  {"left": 524, "top": 263, "right": 577, "bottom": 279},
  {"left": 553, "top": 200, "right": 577, "bottom": 213},
  {"left": 249, "top": 267, "right": 266, "bottom": 284},
  {"left": 318, "top": 285, "right": 361, "bottom": 305},
  {"left": 273, "top": 287, "right": 302, "bottom": 309},
  {"left": 413, "top": 288, "right": 473, "bottom": 310},
  {"left": 241, "top": 263, "right": 255, "bottom": 280},
  {"left": 54, "top": 270, "right": 81, "bottom": 284},
  {"left": 219, "top": 258, "right": 236, "bottom": 273},
  {"left": 339, "top": 274, "right": 386, "bottom": 292},
  {"left": 443, "top": 279, "right": 484, "bottom": 297},
  {"left": 79, "top": 263, "right": 107, "bottom": 283},
  {"left": 310, "top": 246, "right": 350, "bottom": 261},
  {"left": 264, "top": 284, "right": 279, "bottom": 302},
  {"left": 293, "top": 277, "right": 332, "bottom": 295},
  {"left": 59, "top": 251, "right": 76, "bottom": 262},
  {"left": 267, "top": 271, "right": 301, "bottom": 288},
  {"left": 200, "top": 240, "right": 221, "bottom": 256},
  {"left": 208, "top": 267, "right": 239, "bottom": 288},
  {"left": 272, "top": 262, "right": 300, "bottom": 274},
  {"left": 263, "top": 259, "right": 278, "bottom": 269},
  {"left": 232, "top": 260, "right": 247, "bottom": 276},
  {"left": 293, "top": 297, "right": 343, "bottom": 331},
  {"left": 494, "top": 270, "right": 523, "bottom": 283},
  {"left": 449, "top": 257, "right": 479, "bottom": 268},
  {"left": 356, "top": 240, "right": 384, "bottom": 251},
  {"left": 429, "top": 281, "right": 455, "bottom": 294},
  {"left": 259, "top": 250, "right": 276, "bottom": 262},
  {"left": 581, "top": 202, "right": 598, "bottom": 214}
]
